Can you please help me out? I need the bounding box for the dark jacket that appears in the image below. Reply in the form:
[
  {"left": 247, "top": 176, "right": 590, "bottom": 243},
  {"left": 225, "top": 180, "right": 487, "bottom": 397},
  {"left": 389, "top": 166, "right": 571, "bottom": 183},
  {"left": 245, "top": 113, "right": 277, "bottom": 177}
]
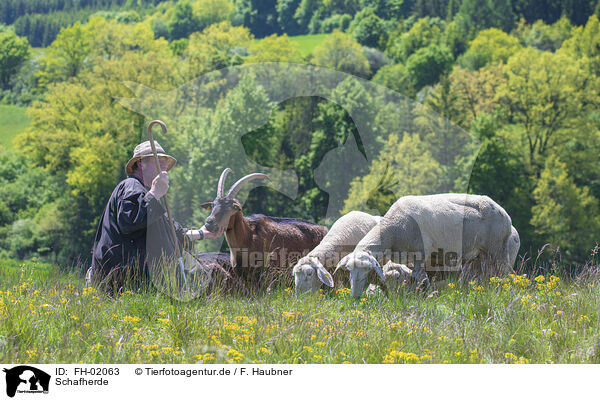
[{"left": 91, "top": 175, "right": 187, "bottom": 278}]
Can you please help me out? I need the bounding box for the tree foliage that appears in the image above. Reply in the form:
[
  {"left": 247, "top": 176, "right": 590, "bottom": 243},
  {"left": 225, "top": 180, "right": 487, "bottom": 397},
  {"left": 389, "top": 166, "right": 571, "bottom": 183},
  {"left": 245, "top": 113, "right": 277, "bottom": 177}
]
[
  {"left": 348, "top": 8, "right": 388, "bottom": 49},
  {"left": 312, "top": 30, "right": 371, "bottom": 77},
  {"left": 496, "top": 48, "right": 598, "bottom": 176},
  {"left": 0, "top": 30, "right": 30, "bottom": 90},
  {"left": 459, "top": 28, "right": 521, "bottom": 70},
  {"left": 343, "top": 133, "right": 442, "bottom": 215},
  {"left": 531, "top": 155, "right": 600, "bottom": 259}
]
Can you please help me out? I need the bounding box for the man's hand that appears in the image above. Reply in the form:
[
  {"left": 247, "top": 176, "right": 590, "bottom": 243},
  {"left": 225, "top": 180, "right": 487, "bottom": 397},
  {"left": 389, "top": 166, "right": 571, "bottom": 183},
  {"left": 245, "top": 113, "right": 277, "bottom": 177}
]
[
  {"left": 149, "top": 171, "right": 169, "bottom": 199},
  {"left": 185, "top": 226, "right": 223, "bottom": 240},
  {"left": 200, "top": 225, "right": 222, "bottom": 239}
]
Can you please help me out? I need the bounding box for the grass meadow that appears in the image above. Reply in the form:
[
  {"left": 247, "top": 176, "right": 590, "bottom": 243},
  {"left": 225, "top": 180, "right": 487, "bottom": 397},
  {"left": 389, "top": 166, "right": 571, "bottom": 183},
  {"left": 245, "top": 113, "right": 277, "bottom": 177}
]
[
  {"left": 285, "top": 34, "right": 329, "bottom": 56},
  {"left": 1, "top": 258, "right": 600, "bottom": 364},
  {"left": 0, "top": 105, "right": 29, "bottom": 150}
]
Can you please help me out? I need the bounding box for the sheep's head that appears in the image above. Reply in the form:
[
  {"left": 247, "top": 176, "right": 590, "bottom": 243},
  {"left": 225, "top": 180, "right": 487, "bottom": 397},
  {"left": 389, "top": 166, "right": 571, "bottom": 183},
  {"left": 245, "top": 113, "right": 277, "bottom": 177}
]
[
  {"left": 201, "top": 168, "right": 271, "bottom": 235},
  {"left": 334, "top": 251, "right": 385, "bottom": 298},
  {"left": 383, "top": 261, "right": 412, "bottom": 290},
  {"left": 293, "top": 256, "right": 334, "bottom": 293}
]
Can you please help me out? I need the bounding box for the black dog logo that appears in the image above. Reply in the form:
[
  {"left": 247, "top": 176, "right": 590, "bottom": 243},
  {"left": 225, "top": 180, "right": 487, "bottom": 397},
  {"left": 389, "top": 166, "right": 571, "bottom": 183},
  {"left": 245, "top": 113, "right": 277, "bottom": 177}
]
[{"left": 3, "top": 366, "right": 50, "bottom": 398}]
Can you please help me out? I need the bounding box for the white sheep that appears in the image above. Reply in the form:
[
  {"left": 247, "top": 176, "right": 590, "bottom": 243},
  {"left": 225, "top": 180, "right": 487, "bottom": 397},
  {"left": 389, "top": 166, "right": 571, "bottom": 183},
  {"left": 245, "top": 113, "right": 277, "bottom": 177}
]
[
  {"left": 508, "top": 225, "right": 520, "bottom": 268},
  {"left": 292, "top": 211, "right": 381, "bottom": 293},
  {"left": 335, "top": 194, "right": 515, "bottom": 298},
  {"left": 382, "top": 261, "right": 429, "bottom": 291}
]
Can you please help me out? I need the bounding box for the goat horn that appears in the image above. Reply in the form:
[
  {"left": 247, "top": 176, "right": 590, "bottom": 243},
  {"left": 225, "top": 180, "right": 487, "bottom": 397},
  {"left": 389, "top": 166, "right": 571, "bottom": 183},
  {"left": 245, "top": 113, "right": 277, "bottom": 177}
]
[
  {"left": 226, "top": 173, "right": 271, "bottom": 199},
  {"left": 217, "top": 168, "right": 233, "bottom": 198}
]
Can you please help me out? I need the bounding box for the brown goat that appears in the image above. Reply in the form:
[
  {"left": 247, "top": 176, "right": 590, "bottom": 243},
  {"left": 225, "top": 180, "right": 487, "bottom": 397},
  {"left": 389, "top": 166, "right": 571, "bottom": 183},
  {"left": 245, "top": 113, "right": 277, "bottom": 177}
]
[{"left": 201, "top": 168, "right": 328, "bottom": 286}]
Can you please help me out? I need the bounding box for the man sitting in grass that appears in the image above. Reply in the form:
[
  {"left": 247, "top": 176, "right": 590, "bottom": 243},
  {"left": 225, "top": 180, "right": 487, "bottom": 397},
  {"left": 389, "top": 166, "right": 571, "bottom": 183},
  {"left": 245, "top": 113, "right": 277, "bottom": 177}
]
[{"left": 87, "top": 140, "right": 219, "bottom": 292}]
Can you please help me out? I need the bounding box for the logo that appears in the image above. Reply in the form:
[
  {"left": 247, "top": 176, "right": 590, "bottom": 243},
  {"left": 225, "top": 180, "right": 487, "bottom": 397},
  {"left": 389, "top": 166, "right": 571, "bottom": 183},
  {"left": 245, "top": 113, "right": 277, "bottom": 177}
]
[{"left": 3, "top": 366, "right": 50, "bottom": 398}]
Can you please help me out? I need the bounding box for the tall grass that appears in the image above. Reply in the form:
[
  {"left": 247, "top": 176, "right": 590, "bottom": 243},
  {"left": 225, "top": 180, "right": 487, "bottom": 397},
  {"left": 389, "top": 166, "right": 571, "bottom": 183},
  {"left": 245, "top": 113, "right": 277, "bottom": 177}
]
[{"left": 1, "top": 258, "right": 599, "bottom": 364}]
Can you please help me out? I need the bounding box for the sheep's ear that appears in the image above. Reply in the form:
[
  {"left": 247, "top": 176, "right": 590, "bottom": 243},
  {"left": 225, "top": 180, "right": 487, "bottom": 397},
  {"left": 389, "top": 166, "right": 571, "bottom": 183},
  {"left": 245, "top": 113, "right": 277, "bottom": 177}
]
[
  {"left": 316, "top": 264, "right": 334, "bottom": 287},
  {"left": 334, "top": 254, "right": 351, "bottom": 275},
  {"left": 370, "top": 258, "right": 386, "bottom": 283},
  {"left": 292, "top": 263, "right": 301, "bottom": 275},
  {"left": 200, "top": 202, "right": 213, "bottom": 210}
]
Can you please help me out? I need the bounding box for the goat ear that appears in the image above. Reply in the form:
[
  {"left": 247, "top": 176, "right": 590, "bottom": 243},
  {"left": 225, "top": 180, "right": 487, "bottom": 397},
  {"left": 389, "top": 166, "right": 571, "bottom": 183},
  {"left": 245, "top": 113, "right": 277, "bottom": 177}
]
[
  {"left": 199, "top": 202, "right": 213, "bottom": 210},
  {"left": 370, "top": 258, "right": 386, "bottom": 283},
  {"left": 233, "top": 200, "right": 242, "bottom": 211},
  {"left": 316, "top": 264, "right": 334, "bottom": 287}
]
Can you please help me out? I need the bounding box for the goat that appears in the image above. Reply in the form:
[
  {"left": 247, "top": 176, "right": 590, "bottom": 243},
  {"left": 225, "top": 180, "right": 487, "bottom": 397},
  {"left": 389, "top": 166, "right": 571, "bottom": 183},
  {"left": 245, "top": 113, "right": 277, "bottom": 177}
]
[
  {"left": 292, "top": 211, "right": 381, "bottom": 293},
  {"left": 335, "top": 194, "right": 515, "bottom": 298},
  {"left": 201, "top": 168, "right": 328, "bottom": 287}
]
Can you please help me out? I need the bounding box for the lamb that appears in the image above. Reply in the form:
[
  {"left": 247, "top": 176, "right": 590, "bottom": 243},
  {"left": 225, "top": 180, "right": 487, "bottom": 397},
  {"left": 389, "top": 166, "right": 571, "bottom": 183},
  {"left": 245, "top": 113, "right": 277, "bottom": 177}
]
[
  {"left": 382, "top": 261, "right": 429, "bottom": 290},
  {"left": 292, "top": 211, "right": 381, "bottom": 293},
  {"left": 334, "top": 194, "right": 515, "bottom": 298}
]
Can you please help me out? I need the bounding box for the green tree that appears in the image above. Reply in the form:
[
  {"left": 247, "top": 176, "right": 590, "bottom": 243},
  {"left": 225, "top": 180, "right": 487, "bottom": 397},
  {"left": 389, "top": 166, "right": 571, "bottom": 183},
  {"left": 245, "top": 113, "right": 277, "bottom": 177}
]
[
  {"left": 167, "top": 0, "right": 202, "bottom": 40},
  {"left": 560, "top": 15, "right": 600, "bottom": 75},
  {"left": 459, "top": 28, "right": 522, "bottom": 70},
  {"left": 293, "top": 0, "right": 320, "bottom": 32},
  {"left": 457, "top": 0, "right": 516, "bottom": 33},
  {"left": 14, "top": 17, "right": 180, "bottom": 262},
  {"left": 372, "top": 63, "right": 415, "bottom": 98},
  {"left": 170, "top": 72, "right": 275, "bottom": 228},
  {"left": 386, "top": 17, "right": 443, "bottom": 63},
  {"left": 531, "top": 155, "right": 600, "bottom": 261},
  {"left": 433, "top": 64, "right": 505, "bottom": 129},
  {"left": 320, "top": 14, "right": 352, "bottom": 33},
  {"left": 183, "top": 21, "right": 252, "bottom": 78},
  {"left": 312, "top": 30, "right": 370, "bottom": 77},
  {"left": 465, "top": 113, "right": 532, "bottom": 245},
  {"left": 443, "top": 16, "right": 470, "bottom": 58},
  {"left": 246, "top": 33, "right": 302, "bottom": 63},
  {"left": 405, "top": 44, "right": 453, "bottom": 90},
  {"left": 193, "top": 0, "right": 234, "bottom": 29},
  {"left": 519, "top": 16, "right": 573, "bottom": 52},
  {"left": 348, "top": 8, "right": 388, "bottom": 49},
  {"left": 233, "top": 0, "right": 280, "bottom": 38},
  {"left": 0, "top": 30, "right": 30, "bottom": 89},
  {"left": 277, "top": 0, "right": 303, "bottom": 35},
  {"left": 36, "top": 21, "right": 91, "bottom": 87},
  {"left": 360, "top": 0, "right": 413, "bottom": 20},
  {"left": 343, "top": 133, "right": 442, "bottom": 215},
  {"left": 292, "top": 77, "right": 377, "bottom": 217},
  {"left": 496, "top": 48, "right": 598, "bottom": 176}
]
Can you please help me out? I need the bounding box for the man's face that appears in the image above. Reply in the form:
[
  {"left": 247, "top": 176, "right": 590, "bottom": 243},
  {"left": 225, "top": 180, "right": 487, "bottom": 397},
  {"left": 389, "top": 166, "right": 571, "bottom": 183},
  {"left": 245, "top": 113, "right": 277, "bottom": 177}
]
[{"left": 140, "top": 157, "right": 169, "bottom": 185}]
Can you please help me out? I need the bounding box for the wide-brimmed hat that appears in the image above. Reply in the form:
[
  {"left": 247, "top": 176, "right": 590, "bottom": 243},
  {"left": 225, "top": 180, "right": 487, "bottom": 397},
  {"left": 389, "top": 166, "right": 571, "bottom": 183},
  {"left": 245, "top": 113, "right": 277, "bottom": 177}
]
[{"left": 125, "top": 140, "right": 177, "bottom": 175}]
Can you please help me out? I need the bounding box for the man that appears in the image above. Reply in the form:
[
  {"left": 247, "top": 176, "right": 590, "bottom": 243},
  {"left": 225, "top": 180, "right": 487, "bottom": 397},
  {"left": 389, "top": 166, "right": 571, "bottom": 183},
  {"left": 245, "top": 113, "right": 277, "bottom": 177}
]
[{"left": 88, "top": 140, "right": 219, "bottom": 291}]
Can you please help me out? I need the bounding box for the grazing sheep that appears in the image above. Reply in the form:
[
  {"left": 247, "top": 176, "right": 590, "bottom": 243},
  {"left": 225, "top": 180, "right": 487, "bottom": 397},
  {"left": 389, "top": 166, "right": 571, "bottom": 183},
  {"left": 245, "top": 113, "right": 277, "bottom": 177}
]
[
  {"left": 335, "top": 194, "right": 515, "bottom": 298},
  {"left": 292, "top": 211, "right": 381, "bottom": 293},
  {"left": 382, "top": 261, "right": 429, "bottom": 290},
  {"left": 508, "top": 225, "right": 520, "bottom": 268}
]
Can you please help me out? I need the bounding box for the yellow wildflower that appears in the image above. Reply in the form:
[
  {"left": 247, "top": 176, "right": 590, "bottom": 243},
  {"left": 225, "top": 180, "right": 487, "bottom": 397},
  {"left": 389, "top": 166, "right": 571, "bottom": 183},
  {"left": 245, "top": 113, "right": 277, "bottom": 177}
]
[{"left": 123, "top": 315, "right": 141, "bottom": 323}]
